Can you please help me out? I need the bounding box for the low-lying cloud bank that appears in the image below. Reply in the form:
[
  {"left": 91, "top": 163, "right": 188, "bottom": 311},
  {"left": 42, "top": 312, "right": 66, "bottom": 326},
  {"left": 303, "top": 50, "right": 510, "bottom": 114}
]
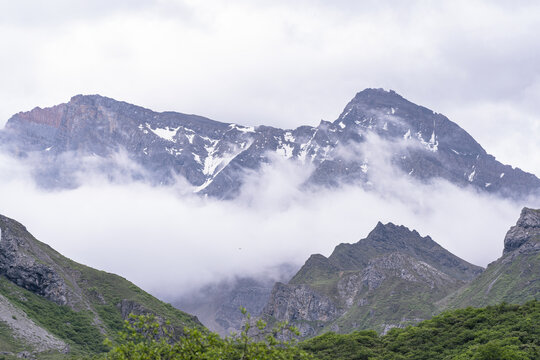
[{"left": 0, "top": 146, "right": 537, "bottom": 300}]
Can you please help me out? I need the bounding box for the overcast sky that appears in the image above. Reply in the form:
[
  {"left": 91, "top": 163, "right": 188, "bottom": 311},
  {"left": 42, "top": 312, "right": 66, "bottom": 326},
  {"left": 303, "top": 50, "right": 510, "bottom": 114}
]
[{"left": 1, "top": 0, "right": 539, "bottom": 174}]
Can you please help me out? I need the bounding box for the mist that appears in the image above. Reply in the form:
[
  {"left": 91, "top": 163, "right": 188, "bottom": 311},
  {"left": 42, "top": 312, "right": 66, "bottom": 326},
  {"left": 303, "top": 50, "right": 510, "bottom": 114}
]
[{"left": 0, "top": 142, "right": 537, "bottom": 301}]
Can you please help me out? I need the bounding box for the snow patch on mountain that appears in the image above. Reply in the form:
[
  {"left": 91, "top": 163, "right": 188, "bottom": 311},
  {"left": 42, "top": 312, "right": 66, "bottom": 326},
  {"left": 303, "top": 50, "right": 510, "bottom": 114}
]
[{"left": 149, "top": 126, "right": 180, "bottom": 142}]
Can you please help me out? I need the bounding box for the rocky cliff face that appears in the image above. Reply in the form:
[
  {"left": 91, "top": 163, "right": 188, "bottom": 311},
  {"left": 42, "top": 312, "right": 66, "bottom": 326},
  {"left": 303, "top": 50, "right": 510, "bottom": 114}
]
[
  {"left": 1, "top": 89, "right": 538, "bottom": 199},
  {"left": 0, "top": 215, "right": 73, "bottom": 307},
  {"left": 443, "top": 208, "right": 540, "bottom": 309},
  {"left": 503, "top": 208, "right": 540, "bottom": 254},
  {"left": 263, "top": 283, "right": 340, "bottom": 337},
  {"left": 261, "top": 222, "right": 482, "bottom": 335}
]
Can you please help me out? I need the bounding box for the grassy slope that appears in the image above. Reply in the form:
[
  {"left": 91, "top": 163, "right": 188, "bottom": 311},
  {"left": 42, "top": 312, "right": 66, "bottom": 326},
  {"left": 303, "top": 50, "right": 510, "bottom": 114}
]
[
  {"left": 330, "top": 278, "right": 454, "bottom": 334},
  {"left": 441, "top": 235, "right": 540, "bottom": 310}
]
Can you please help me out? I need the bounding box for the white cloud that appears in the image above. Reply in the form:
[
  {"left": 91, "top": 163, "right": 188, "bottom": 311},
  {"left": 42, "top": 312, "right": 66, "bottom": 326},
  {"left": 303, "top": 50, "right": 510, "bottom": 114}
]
[{"left": 0, "top": 133, "right": 537, "bottom": 300}]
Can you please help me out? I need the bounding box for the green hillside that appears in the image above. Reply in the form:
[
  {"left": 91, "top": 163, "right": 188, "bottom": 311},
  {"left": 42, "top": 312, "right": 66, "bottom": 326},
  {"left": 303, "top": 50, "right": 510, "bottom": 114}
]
[
  {"left": 0, "top": 214, "right": 202, "bottom": 358},
  {"left": 441, "top": 208, "right": 540, "bottom": 310},
  {"left": 302, "top": 300, "right": 540, "bottom": 360}
]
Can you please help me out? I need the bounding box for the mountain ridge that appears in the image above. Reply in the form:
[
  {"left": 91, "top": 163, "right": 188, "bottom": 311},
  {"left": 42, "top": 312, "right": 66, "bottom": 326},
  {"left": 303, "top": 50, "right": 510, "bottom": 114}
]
[{"left": 1, "top": 89, "right": 538, "bottom": 199}]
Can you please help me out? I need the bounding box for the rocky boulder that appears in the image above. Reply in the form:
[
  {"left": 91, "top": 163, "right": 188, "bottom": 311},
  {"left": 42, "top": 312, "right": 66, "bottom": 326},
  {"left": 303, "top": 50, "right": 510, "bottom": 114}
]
[
  {"left": 0, "top": 216, "right": 68, "bottom": 305},
  {"left": 503, "top": 208, "right": 540, "bottom": 254}
]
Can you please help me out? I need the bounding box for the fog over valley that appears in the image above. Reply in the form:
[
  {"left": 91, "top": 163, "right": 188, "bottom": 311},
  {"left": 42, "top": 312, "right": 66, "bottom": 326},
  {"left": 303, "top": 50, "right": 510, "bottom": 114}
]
[{"left": 0, "top": 137, "right": 535, "bottom": 300}]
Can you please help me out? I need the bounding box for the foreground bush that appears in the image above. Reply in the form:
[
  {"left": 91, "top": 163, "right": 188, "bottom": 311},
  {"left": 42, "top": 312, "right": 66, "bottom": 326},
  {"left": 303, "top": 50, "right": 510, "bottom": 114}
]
[
  {"left": 103, "top": 301, "right": 540, "bottom": 359},
  {"left": 104, "top": 309, "right": 312, "bottom": 360}
]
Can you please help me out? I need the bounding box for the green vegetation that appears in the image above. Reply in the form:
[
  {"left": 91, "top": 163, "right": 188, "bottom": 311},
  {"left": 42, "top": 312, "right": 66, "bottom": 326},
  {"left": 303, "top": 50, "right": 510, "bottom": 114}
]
[
  {"left": 103, "top": 310, "right": 312, "bottom": 360},
  {"left": 0, "top": 276, "right": 107, "bottom": 353},
  {"left": 302, "top": 300, "right": 540, "bottom": 359},
  {"left": 101, "top": 301, "right": 540, "bottom": 359},
  {"left": 2, "top": 298, "right": 538, "bottom": 359},
  {"left": 0, "top": 320, "right": 25, "bottom": 354},
  {"left": 55, "top": 256, "right": 202, "bottom": 334},
  {"left": 442, "top": 235, "right": 540, "bottom": 310}
]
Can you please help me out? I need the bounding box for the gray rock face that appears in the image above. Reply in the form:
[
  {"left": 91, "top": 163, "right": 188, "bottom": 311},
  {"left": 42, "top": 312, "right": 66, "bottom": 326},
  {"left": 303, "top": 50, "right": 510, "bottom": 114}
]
[
  {"left": 117, "top": 299, "right": 151, "bottom": 320},
  {"left": 262, "top": 283, "right": 340, "bottom": 337},
  {"left": 0, "top": 216, "right": 68, "bottom": 305},
  {"left": 213, "top": 279, "right": 277, "bottom": 332},
  {"left": 1, "top": 89, "right": 538, "bottom": 199},
  {"left": 291, "top": 221, "right": 483, "bottom": 285},
  {"left": 359, "top": 252, "right": 455, "bottom": 292},
  {"left": 0, "top": 293, "right": 68, "bottom": 353},
  {"left": 503, "top": 208, "right": 540, "bottom": 254}
]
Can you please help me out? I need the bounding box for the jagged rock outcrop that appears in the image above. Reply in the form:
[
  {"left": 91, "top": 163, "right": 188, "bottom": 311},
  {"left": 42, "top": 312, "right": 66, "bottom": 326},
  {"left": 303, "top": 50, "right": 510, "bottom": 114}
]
[
  {"left": 118, "top": 299, "right": 152, "bottom": 320},
  {"left": 1, "top": 90, "right": 539, "bottom": 199},
  {"left": 262, "top": 222, "right": 482, "bottom": 336},
  {"left": 503, "top": 207, "right": 540, "bottom": 254},
  {"left": 0, "top": 216, "right": 68, "bottom": 306},
  {"left": 443, "top": 208, "right": 540, "bottom": 309}
]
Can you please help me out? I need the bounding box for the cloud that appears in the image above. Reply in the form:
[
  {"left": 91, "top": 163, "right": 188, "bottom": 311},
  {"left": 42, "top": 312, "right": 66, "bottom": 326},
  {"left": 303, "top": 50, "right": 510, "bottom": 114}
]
[{"left": 0, "top": 133, "right": 537, "bottom": 301}]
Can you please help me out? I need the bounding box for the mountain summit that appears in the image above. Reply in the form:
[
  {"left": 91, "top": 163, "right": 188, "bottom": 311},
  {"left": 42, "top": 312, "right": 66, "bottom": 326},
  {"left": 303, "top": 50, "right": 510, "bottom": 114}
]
[
  {"left": 1, "top": 90, "right": 538, "bottom": 199},
  {"left": 261, "top": 222, "right": 482, "bottom": 336}
]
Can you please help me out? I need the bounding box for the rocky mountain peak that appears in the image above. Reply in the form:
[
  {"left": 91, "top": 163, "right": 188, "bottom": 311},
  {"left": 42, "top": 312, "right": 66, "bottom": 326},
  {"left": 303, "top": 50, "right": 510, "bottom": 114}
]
[
  {"left": 365, "top": 222, "right": 420, "bottom": 243},
  {"left": 516, "top": 207, "right": 540, "bottom": 228},
  {"left": 69, "top": 94, "right": 104, "bottom": 103},
  {"left": 263, "top": 221, "right": 482, "bottom": 335},
  {"left": 503, "top": 207, "right": 540, "bottom": 254},
  {"left": 351, "top": 88, "right": 403, "bottom": 103}
]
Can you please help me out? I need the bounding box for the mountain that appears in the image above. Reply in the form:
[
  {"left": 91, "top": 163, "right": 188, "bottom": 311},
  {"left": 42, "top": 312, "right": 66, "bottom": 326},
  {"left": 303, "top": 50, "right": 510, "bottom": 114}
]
[
  {"left": 174, "top": 263, "right": 297, "bottom": 336},
  {"left": 441, "top": 207, "right": 540, "bottom": 309},
  {"left": 0, "top": 214, "right": 202, "bottom": 358},
  {"left": 261, "top": 222, "right": 483, "bottom": 336},
  {"left": 1, "top": 89, "right": 539, "bottom": 199},
  {"left": 173, "top": 269, "right": 294, "bottom": 336}
]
